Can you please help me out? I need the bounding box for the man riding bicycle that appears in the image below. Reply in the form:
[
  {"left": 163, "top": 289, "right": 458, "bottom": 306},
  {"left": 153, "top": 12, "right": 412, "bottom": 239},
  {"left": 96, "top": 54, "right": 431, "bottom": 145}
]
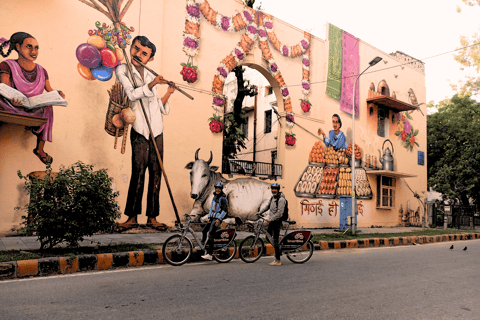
[
  {"left": 260, "top": 183, "right": 287, "bottom": 266},
  {"left": 201, "top": 182, "right": 228, "bottom": 260}
]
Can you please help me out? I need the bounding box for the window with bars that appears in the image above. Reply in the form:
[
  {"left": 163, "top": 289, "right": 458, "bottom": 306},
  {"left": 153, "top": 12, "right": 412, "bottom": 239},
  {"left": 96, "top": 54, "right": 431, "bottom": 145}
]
[
  {"left": 376, "top": 176, "right": 396, "bottom": 209},
  {"left": 265, "top": 110, "right": 272, "bottom": 134}
]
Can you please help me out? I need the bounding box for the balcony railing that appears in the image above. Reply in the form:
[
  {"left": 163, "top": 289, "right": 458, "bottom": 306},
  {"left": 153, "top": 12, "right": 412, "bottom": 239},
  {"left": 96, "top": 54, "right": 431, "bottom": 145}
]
[{"left": 222, "top": 159, "right": 282, "bottom": 178}]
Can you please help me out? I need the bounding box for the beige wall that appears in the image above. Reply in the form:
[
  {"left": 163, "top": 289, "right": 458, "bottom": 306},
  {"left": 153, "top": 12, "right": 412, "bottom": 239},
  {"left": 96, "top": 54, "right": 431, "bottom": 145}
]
[{"left": 0, "top": 0, "right": 426, "bottom": 234}]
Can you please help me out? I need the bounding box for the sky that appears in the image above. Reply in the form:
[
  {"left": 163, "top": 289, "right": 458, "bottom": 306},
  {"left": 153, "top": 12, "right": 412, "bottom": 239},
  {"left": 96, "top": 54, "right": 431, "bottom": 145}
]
[{"left": 259, "top": 0, "right": 480, "bottom": 105}]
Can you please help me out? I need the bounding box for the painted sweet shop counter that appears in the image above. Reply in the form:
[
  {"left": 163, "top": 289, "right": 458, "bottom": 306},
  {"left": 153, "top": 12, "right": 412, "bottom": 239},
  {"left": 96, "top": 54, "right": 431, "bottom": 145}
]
[{"left": 295, "top": 165, "right": 372, "bottom": 199}]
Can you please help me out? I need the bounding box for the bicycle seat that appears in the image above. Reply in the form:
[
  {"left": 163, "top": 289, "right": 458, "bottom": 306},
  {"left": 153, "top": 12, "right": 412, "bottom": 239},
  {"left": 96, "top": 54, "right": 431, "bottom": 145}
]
[{"left": 286, "top": 220, "right": 296, "bottom": 225}]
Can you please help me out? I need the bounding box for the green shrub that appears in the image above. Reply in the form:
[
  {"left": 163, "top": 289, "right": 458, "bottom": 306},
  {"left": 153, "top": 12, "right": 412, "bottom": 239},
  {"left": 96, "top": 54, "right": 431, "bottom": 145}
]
[{"left": 18, "top": 161, "right": 120, "bottom": 250}]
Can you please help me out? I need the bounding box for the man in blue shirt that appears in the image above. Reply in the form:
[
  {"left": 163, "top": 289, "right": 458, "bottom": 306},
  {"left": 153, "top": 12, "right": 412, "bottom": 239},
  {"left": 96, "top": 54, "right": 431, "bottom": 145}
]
[
  {"left": 201, "top": 182, "right": 228, "bottom": 260},
  {"left": 318, "top": 114, "right": 348, "bottom": 150}
]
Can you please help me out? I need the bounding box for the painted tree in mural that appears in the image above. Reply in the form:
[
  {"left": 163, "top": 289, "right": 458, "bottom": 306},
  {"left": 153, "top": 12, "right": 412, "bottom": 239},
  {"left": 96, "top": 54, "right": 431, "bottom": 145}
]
[
  {"left": 222, "top": 67, "right": 257, "bottom": 173},
  {"left": 453, "top": 1, "right": 480, "bottom": 98},
  {"left": 427, "top": 95, "right": 480, "bottom": 206}
]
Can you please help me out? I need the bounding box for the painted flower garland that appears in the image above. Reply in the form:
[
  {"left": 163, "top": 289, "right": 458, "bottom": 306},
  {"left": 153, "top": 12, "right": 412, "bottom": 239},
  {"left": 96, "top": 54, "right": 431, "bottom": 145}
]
[
  {"left": 182, "top": 1, "right": 315, "bottom": 142},
  {"left": 211, "top": 7, "right": 258, "bottom": 111}
]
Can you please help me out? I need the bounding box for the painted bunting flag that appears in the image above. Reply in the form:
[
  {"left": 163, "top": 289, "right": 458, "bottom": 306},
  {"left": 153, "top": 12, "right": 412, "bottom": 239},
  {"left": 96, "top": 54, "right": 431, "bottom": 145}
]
[{"left": 340, "top": 31, "right": 360, "bottom": 117}]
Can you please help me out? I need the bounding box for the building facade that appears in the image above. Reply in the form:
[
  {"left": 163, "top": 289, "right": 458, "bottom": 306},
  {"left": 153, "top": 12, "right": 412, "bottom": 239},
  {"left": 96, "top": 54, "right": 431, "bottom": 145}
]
[{"left": 0, "top": 0, "right": 427, "bottom": 234}]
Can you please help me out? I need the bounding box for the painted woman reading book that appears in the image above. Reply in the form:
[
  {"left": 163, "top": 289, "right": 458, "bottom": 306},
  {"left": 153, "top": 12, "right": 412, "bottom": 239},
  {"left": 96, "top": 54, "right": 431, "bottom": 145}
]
[{"left": 0, "top": 32, "right": 65, "bottom": 164}]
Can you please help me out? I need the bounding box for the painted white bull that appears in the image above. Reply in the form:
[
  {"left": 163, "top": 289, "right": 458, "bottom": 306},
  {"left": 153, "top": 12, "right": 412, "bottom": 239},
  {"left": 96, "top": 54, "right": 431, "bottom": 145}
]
[{"left": 185, "top": 149, "right": 273, "bottom": 223}]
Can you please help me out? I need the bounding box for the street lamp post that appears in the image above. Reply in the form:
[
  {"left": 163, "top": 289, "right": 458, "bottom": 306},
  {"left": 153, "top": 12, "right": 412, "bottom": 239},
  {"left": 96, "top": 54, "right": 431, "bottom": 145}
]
[{"left": 351, "top": 56, "right": 382, "bottom": 235}]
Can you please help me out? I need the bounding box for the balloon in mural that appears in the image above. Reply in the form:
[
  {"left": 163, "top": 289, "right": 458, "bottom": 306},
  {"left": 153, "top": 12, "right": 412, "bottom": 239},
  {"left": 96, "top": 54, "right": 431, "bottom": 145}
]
[
  {"left": 77, "top": 62, "right": 96, "bottom": 80},
  {"left": 91, "top": 65, "right": 113, "bottom": 81},
  {"left": 76, "top": 43, "right": 102, "bottom": 68},
  {"left": 87, "top": 35, "right": 106, "bottom": 50},
  {"left": 115, "top": 48, "right": 125, "bottom": 61},
  {"left": 100, "top": 48, "right": 118, "bottom": 68}
]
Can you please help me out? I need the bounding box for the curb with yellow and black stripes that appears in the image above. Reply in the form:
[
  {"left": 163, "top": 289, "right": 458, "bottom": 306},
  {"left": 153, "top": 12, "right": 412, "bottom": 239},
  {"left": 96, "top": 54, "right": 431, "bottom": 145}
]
[{"left": 0, "top": 233, "right": 479, "bottom": 280}]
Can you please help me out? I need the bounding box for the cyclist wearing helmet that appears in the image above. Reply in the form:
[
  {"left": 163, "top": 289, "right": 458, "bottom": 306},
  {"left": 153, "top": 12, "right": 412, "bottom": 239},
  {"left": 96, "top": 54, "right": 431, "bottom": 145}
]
[
  {"left": 262, "top": 183, "right": 287, "bottom": 266},
  {"left": 201, "top": 182, "right": 229, "bottom": 260}
]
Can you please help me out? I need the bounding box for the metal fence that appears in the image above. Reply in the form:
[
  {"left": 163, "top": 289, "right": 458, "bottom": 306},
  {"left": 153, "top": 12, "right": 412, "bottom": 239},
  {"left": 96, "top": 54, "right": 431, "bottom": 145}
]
[
  {"left": 222, "top": 159, "right": 282, "bottom": 178},
  {"left": 432, "top": 204, "right": 480, "bottom": 229}
]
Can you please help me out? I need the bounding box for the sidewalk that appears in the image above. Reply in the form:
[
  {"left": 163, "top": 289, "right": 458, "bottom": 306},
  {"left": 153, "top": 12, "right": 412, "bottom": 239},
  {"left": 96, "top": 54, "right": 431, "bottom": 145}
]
[{"left": 0, "top": 227, "right": 426, "bottom": 251}]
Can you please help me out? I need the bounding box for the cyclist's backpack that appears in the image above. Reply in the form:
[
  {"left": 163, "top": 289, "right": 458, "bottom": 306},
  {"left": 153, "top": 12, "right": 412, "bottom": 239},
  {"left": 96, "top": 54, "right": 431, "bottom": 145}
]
[{"left": 275, "top": 197, "right": 289, "bottom": 221}]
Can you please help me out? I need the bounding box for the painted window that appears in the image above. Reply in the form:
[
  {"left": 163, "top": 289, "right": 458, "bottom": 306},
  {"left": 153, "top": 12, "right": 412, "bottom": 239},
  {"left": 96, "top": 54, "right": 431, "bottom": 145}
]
[
  {"left": 377, "top": 107, "right": 389, "bottom": 138},
  {"left": 376, "top": 176, "right": 396, "bottom": 209},
  {"left": 264, "top": 110, "right": 272, "bottom": 134}
]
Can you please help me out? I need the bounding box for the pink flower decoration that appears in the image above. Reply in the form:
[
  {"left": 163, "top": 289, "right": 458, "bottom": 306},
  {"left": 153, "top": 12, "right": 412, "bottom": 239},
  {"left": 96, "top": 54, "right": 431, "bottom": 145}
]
[
  {"left": 271, "top": 63, "right": 278, "bottom": 73},
  {"left": 404, "top": 119, "right": 412, "bottom": 134},
  {"left": 301, "top": 40, "right": 309, "bottom": 50},
  {"left": 265, "top": 22, "right": 273, "bottom": 29},
  {"left": 184, "top": 38, "right": 198, "bottom": 49},
  {"left": 282, "top": 88, "right": 289, "bottom": 97},
  {"left": 302, "top": 83, "right": 310, "bottom": 90},
  {"left": 282, "top": 45, "right": 289, "bottom": 56},
  {"left": 214, "top": 97, "right": 225, "bottom": 106},
  {"left": 244, "top": 11, "right": 253, "bottom": 22},
  {"left": 235, "top": 48, "right": 244, "bottom": 60},
  {"left": 187, "top": 5, "right": 200, "bottom": 18},
  {"left": 247, "top": 26, "right": 257, "bottom": 35},
  {"left": 217, "top": 67, "right": 227, "bottom": 78},
  {"left": 302, "top": 58, "right": 310, "bottom": 67},
  {"left": 258, "top": 29, "right": 267, "bottom": 38},
  {"left": 221, "top": 16, "right": 230, "bottom": 31}
]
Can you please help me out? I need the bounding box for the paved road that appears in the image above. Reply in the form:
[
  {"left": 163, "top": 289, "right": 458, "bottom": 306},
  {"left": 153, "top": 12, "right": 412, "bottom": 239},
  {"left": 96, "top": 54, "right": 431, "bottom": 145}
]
[{"left": 1, "top": 239, "right": 479, "bottom": 320}]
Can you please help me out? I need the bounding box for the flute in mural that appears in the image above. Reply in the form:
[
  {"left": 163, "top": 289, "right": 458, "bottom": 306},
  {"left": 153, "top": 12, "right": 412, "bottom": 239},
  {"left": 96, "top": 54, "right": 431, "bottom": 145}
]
[{"left": 132, "top": 56, "right": 194, "bottom": 100}]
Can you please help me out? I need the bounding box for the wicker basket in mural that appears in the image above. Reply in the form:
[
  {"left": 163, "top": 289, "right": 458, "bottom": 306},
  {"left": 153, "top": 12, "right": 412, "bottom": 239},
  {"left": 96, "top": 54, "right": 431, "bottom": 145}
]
[{"left": 104, "top": 82, "right": 130, "bottom": 137}]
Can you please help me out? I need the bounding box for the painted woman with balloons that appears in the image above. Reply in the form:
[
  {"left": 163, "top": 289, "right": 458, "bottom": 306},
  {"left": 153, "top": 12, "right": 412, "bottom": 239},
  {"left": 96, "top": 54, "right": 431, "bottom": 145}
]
[{"left": 0, "top": 32, "right": 65, "bottom": 164}]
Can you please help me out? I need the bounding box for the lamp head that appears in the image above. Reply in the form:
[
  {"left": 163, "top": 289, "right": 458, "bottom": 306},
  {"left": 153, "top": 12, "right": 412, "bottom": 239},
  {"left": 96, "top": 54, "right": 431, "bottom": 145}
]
[{"left": 369, "top": 56, "right": 382, "bottom": 66}]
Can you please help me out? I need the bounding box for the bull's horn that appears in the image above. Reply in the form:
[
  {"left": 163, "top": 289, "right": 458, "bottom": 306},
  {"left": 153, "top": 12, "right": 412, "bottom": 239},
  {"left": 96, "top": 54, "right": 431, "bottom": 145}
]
[
  {"left": 195, "top": 148, "right": 200, "bottom": 161},
  {"left": 207, "top": 151, "right": 213, "bottom": 165}
]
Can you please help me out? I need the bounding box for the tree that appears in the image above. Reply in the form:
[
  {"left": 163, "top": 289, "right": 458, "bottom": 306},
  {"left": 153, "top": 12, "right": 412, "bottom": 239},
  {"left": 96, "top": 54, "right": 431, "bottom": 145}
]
[
  {"left": 222, "top": 66, "right": 257, "bottom": 173},
  {"left": 453, "top": 1, "right": 480, "bottom": 98},
  {"left": 427, "top": 94, "right": 480, "bottom": 205}
]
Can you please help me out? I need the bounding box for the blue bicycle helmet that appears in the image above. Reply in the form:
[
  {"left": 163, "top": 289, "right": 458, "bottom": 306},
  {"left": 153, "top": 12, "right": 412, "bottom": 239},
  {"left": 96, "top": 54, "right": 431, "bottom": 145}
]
[
  {"left": 214, "top": 182, "right": 224, "bottom": 189},
  {"left": 271, "top": 183, "right": 280, "bottom": 190}
]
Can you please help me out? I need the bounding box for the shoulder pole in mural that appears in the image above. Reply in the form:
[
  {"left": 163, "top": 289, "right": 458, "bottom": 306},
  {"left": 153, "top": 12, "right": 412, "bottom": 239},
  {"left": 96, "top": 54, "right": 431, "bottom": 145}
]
[{"left": 78, "top": 0, "right": 182, "bottom": 224}]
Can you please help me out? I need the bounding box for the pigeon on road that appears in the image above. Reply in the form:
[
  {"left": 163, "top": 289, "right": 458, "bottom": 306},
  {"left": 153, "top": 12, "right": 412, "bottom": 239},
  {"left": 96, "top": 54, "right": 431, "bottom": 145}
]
[
  {"left": 463, "top": 246, "right": 467, "bottom": 251},
  {"left": 449, "top": 245, "right": 454, "bottom": 250}
]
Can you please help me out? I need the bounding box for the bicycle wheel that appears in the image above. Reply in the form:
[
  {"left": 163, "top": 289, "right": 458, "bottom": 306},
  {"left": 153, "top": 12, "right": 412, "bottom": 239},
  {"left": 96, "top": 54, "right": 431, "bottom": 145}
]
[
  {"left": 285, "top": 240, "right": 314, "bottom": 264},
  {"left": 239, "top": 236, "right": 264, "bottom": 263},
  {"left": 162, "top": 235, "right": 193, "bottom": 266},
  {"left": 213, "top": 241, "right": 237, "bottom": 263}
]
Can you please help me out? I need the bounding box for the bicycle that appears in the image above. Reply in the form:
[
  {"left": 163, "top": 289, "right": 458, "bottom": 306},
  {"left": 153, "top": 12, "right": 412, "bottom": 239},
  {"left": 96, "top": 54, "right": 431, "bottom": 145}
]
[
  {"left": 238, "top": 214, "right": 314, "bottom": 264},
  {"left": 162, "top": 214, "right": 238, "bottom": 266}
]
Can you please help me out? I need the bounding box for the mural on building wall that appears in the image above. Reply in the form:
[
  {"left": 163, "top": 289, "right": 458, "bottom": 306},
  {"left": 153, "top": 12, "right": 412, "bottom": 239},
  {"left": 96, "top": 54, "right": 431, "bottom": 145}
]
[{"left": 0, "top": 32, "right": 67, "bottom": 164}]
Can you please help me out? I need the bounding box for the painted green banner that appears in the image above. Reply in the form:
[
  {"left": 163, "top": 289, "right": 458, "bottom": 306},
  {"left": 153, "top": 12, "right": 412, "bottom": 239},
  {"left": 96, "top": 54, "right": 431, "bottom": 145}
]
[{"left": 326, "top": 24, "right": 343, "bottom": 100}]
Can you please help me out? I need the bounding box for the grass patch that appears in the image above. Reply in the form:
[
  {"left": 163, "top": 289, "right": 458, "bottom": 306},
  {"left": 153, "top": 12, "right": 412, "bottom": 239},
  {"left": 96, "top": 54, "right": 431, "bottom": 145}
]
[
  {"left": 0, "top": 250, "right": 40, "bottom": 263},
  {"left": 0, "top": 243, "right": 157, "bottom": 263},
  {"left": 312, "top": 228, "right": 479, "bottom": 242}
]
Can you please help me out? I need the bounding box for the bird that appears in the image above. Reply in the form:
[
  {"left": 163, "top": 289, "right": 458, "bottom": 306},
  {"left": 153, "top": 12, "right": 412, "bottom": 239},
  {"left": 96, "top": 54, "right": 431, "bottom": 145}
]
[
  {"left": 400, "top": 66, "right": 405, "bottom": 70},
  {"left": 383, "top": 60, "right": 388, "bottom": 64},
  {"left": 463, "top": 246, "right": 467, "bottom": 251},
  {"left": 449, "top": 245, "right": 454, "bottom": 250},
  {"left": 394, "top": 74, "right": 398, "bottom": 78}
]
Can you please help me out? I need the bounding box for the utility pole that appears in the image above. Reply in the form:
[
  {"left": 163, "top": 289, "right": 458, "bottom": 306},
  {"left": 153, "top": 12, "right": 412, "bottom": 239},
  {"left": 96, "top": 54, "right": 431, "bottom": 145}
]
[{"left": 253, "top": 91, "right": 258, "bottom": 176}]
